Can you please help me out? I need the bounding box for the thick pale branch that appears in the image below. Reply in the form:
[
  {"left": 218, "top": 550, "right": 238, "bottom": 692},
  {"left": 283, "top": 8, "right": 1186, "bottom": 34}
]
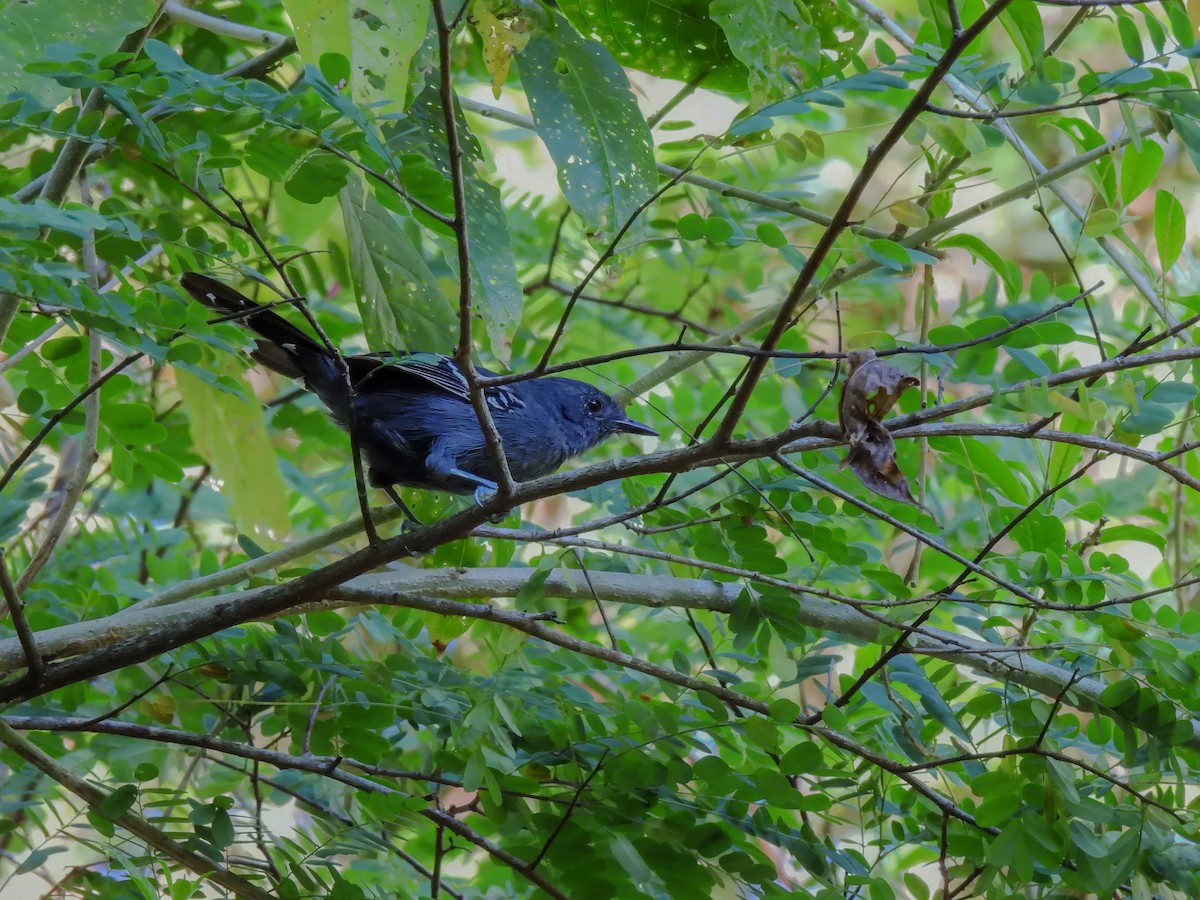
[
  {"left": 164, "top": 0, "right": 288, "bottom": 46},
  {"left": 5, "top": 566, "right": 1196, "bottom": 753}
]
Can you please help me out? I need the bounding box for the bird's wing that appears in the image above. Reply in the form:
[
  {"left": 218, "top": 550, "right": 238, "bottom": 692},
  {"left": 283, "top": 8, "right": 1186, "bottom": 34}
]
[{"left": 348, "top": 352, "right": 526, "bottom": 412}]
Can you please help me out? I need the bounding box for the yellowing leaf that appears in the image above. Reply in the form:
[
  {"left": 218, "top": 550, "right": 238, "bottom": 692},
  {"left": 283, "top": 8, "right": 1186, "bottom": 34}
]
[
  {"left": 146, "top": 695, "right": 176, "bottom": 724},
  {"left": 891, "top": 200, "right": 929, "bottom": 228},
  {"left": 801, "top": 129, "right": 825, "bottom": 159},
  {"left": 470, "top": 1, "right": 532, "bottom": 98},
  {"left": 176, "top": 366, "right": 290, "bottom": 540},
  {"left": 1048, "top": 390, "right": 1086, "bottom": 418}
]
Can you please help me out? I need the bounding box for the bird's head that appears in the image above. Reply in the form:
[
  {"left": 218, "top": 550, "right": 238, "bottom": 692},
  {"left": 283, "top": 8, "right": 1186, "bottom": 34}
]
[{"left": 550, "top": 379, "right": 658, "bottom": 452}]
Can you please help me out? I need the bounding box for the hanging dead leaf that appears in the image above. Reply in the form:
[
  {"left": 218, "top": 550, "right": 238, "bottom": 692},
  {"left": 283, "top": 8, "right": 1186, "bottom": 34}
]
[
  {"left": 839, "top": 349, "right": 924, "bottom": 508},
  {"left": 469, "top": 1, "right": 533, "bottom": 99}
]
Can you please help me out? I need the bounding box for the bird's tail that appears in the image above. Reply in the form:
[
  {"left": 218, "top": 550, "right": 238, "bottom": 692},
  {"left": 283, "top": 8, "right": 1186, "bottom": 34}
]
[{"left": 180, "top": 273, "right": 348, "bottom": 418}]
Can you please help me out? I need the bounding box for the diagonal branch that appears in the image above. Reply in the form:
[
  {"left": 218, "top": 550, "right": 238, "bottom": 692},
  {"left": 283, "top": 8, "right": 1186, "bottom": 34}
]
[
  {"left": 0, "top": 719, "right": 278, "bottom": 900},
  {"left": 710, "top": 0, "right": 1016, "bottom": 445}
]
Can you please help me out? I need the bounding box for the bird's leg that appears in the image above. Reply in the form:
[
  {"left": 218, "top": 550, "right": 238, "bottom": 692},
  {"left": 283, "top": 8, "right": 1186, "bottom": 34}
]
[
  {"left": 441, "top": 469, "right": 498, "bottom": 506},
  {"left": 426, "top": 440, "right": 505, "bottom": 516},
  {"left": 382, "top": 485, "right": 421, "bottom": 527},
  {"left": 444, "top": 468, "right": 508, "bottom": 521}
]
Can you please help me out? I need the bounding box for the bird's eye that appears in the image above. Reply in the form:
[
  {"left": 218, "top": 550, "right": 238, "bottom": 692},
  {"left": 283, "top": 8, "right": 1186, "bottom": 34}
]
[{"left": 585, "top": 397, "right": 603, "bottom": 414}]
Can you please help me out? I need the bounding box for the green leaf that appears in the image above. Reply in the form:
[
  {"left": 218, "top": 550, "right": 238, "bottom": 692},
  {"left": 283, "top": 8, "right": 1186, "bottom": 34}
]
[
  {"left": 986, "top": 821, "right": 1032, "bottom": 882},
  {"left": 175, "top": 366, "right": 290, "bottom": 538},
  {"left": 975, "top": 789, "right": 1021, "bottom": 828},
  {"left": 1098, "top": 524, "right": 1167, "bottom": 550},
  {"left": 1099, "top": 678, "right": 1139, "bottom": 709},
  {"left": 244, "top": 127, "right": 306, "bottom": 181},
  {"left": 704, "top": 216, "right": 734, "bottom": 243},
  {"left": 14, "top": 846, "right": 67, "bottom": 875},
  {"left": 0, "top": 198, "right": 131, "bottom": 238},
  {"left": 710, "top": 0, "right": 820, "bottom": 104},
  {"left": 864, "top": 238, "right": 912, "bottom": 272},
  {"left": 1082, "top": 208, "right": 1120, "bottom": 238},
  {"left": 556, "top": 0, "right": 746, "bottom": 92},
  {"left": 1168, "top": 1, "right": 1196, "bottom": 48},
  {"left": 237, "top": 534, "right": 268, "bottom": 559},
  {"left": 210, "top": 809, "right": 235, "bottom": 849},
  {"left": 954, "top": 438, "right": 1028, "bottom": 505},
  {"left": 339, "top": 178, "right": 456, "bottom": 353},
  {"left": 1005, "top": 345, "right": 1050, "bottom": 377},
  {"left": 683, "top": 822, "right": 733, "bottom": 857},
  {"left": 678, "top": 213, "right": 706, "bottom": 240},
  {"left": 926, "top": 324, "right": 971, "bottom": 345},
  {"left": 1120, "top": 139, "right": 1164, "bottom": 204},
  {"left": 1122, "top": 399, "right": 1174, "bottom": 435},
  {"left": 98, "top": 784, "right": 138, "bottom": 820},
  {"left": 779, "top": 741, "right": 823, "bottom": 775},
  {"left": 891, "top": 658, "right": 970, "bottom": 740},
  {"left": 1047, "top": 412, "right": 1088, "bottom": 489},
  {"left": 41, "top": 335, "right": 82, "bottom": 360},
  {"left": 0, "top": 0, "right": 158, "bottom": 107},
  {"left": 284, "top": 153, "right": 349, "bottom": 204},
  {"left": 1154, "top": 189, "right": 1186, "bottom": 272},
  {"left": 938, "top": 233, "right": 1021, "bottom": 300},
  {"left": 1150, "top": 381, "right": 1198, "bottom": 404},
  {"left": 999, "top": 3, "right": 1044, "bottom": 69},
  {"left": 744, "top": 716, "right": 779, "bottom": 751},
  {"left": 104, "top": 402, "right": 166, "bottom": 444},
  {"left": 767, "top": 697, "right": 800, "bottom": 722},
  {"left": 610, "top": 834, "right": 656, "bottom": 884},
  {"left": 756, "top": 222, "right": 788, "bottom": 247},
  {"left": 17, "top": 388, "right": 42, "bottom": 415},
  {"left": 520, "top": 10, "right": 658, "bottom": 246},
  {"left": 1116, "top": 13, "right": 1144, "bottom": 62}
]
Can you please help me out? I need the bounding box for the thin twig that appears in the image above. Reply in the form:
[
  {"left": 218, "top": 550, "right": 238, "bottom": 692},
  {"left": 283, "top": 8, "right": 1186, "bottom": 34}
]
[
  {"left": 0, "top": 353, "right": 142, "bottom": 496},
  {"left": 529, "top": 750, "right": 608, "bottom": 868},
  {"left": 0, "top": 719, "right": 278, "bottom": 900},
  {"left": 0, "top": 551, "right": 42, "bottom": 683},
  {"left": 535, "top": 159, "right": 697, "bottom": 373},
  {"left": 431, "top": 0, "right": 514, "bottom": 500}
]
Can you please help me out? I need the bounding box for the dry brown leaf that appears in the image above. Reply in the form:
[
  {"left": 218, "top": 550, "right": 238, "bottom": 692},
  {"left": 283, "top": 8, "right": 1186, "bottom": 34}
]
[{"left": 838, "top": 349, "right": 923, "bottom": 508}]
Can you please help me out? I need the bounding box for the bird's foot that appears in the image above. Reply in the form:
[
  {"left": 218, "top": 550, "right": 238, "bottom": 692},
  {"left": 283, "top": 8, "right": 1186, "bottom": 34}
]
[{"left": 471, "top": 482, "right": 511, "bottom": 523}]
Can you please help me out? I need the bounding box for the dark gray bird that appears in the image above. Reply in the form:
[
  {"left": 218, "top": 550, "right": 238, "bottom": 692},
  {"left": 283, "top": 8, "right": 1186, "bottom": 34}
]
[{"left": 179, "top": 274, "right": 657, "bottom": 515}]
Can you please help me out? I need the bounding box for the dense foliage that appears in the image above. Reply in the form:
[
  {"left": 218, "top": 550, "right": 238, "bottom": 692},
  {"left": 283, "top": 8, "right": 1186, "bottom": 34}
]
[{"left": 3, "top": 0, "right": 1200, "bottom": 897}]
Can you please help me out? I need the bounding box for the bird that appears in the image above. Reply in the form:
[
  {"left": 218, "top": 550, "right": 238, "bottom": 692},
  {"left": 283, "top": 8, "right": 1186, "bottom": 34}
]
[{"left": 179, "top": 273, "right": 658, "bottom": 519}]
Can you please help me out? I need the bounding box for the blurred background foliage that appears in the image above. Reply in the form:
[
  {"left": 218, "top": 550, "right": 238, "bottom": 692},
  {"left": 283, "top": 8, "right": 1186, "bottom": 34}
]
[{"left": 3, "top": 0, "right": 1200, "bottom": 897}]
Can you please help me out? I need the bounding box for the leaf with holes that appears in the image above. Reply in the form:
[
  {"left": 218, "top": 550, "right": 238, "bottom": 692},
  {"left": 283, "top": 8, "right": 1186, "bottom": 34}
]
[{"left": 519, "top": 10, "right": 657, "bottom": 247}]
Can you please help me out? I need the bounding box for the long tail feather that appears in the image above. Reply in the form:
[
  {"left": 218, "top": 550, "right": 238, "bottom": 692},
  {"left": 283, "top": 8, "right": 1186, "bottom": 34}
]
[
  {"left": 180, "top": 273, "right": 350, "bottom": 421},
  {"left": 180, "top": 273, "right": 323, "bottom": 379}
]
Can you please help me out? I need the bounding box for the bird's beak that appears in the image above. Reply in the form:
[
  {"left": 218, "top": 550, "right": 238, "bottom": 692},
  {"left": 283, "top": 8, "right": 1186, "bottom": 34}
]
[{"left": 614, "top": 417, "right": 658, "bottom": 437}]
